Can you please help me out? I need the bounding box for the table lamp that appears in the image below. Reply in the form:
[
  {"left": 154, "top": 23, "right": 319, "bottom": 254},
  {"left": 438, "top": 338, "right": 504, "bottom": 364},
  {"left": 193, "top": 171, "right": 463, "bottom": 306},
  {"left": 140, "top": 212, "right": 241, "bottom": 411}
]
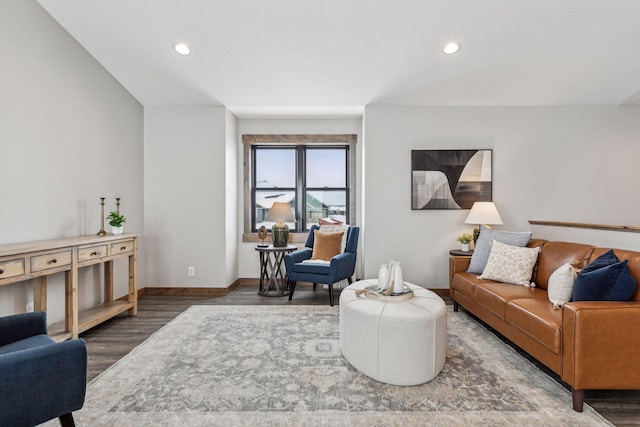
[
  {"left": 266, "top": 202, "right": 295, "bottom": 247},
  {"left": 464, "top": 202, "right": 503, "bottom": 244}
]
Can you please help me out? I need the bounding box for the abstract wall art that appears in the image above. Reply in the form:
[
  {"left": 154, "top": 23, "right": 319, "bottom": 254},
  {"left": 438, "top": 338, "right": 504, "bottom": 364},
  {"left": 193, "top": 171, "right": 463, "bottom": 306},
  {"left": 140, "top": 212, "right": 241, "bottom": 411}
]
[{"left": 411, "top": 149, "right": 492, "bottom": 210}]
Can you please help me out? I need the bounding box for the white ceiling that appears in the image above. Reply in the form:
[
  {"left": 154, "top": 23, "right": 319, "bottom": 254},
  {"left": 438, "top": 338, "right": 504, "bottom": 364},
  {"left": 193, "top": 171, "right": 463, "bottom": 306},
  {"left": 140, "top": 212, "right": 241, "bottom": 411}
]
[{"left": 37, "top": 0, "right": 640, "bottom": 117}]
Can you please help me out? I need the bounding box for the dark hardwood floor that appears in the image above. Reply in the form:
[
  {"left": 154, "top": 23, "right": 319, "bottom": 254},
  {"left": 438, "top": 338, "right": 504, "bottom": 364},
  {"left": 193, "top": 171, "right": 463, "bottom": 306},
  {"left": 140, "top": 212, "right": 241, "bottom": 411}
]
[{"left": 80, "top": 284, "right": 640, "bottom": 426}]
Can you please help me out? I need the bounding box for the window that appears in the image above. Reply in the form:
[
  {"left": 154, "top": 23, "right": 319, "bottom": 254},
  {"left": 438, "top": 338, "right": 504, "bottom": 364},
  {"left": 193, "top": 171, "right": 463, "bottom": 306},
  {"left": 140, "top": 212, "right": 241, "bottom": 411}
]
[
  {"left": 252, "top": 145, "right": 349, "bottom": 232},
  {"left": 243, "top": 134, "right": 356, "bottom": 238}
]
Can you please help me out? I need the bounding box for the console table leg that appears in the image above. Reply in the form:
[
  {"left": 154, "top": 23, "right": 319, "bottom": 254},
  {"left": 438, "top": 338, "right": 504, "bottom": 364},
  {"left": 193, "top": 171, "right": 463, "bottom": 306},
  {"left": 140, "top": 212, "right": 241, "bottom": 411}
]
[
  {"left": 104, "top": 260, "right": 114, "bottom": 303},
  {"left": 128, "top": 241, "right": 138, "bottom": 316},
  {"left": 67, "top": 263, "right": 78, "bottom": 339},
  {"left": 34, "top": 276, "right": 47, "bottom": 312}
]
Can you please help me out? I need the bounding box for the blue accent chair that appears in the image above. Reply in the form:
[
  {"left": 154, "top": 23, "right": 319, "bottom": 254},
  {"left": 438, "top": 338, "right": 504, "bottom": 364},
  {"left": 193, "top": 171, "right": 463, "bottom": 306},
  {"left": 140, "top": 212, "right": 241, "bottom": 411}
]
[
  {"left": 285, "top": 225, "right": 359, "bottom": 306},
  {"left": 0, "top": 311, "right": 87, "bottom": 427}
]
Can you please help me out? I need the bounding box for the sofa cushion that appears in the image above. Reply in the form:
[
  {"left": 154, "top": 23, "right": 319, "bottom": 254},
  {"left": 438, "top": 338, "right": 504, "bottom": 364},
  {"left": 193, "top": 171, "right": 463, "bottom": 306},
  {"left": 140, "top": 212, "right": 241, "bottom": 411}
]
[
  {"left": 311, "top": 230, "right": 344, "bottom": 261},
  {"left": 451, "top": 272, "right": 486, "bottom": 300},
  {"left": 533, "top": 242, "right": 594, "bottom": 290},
  {"left": 506, "top": 299, "right": 562, "bottom": 354},
  {"left": 547, "top": 263, "right": 580, "bottom": 309},
  {"left": 474, "top": 282, "right": 548, "bottom": 319},
  {"left": 573, "top": 250, "right": 638, "bottom": 302},
  {"left": 467, "top": 225, "right": 532, "bottom": 274},
  {"left": 479, "top": 240, "right": 540, "bottom": 286},
  {"left": 291, "top": 261, "right": 330, "bottom": 275}
]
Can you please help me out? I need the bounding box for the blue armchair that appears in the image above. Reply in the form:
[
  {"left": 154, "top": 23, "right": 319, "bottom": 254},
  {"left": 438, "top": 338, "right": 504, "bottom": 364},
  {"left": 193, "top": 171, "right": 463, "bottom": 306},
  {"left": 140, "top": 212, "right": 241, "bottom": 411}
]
[
  {"left": 285, "top": 225, "right": 359, "bottom": 306},
  {"left": 0, "top": 311, "right": 87, "bottom": 427}
]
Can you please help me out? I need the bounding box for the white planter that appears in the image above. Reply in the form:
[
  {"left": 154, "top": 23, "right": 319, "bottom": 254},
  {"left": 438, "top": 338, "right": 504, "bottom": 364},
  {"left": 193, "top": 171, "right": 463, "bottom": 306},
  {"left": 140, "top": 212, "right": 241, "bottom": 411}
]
[
  {"left": 460, "top": 243, "right": 470, "bottom": 252},
  {"left": 111, "top": 225, "right": 124, "bottom": 235}
]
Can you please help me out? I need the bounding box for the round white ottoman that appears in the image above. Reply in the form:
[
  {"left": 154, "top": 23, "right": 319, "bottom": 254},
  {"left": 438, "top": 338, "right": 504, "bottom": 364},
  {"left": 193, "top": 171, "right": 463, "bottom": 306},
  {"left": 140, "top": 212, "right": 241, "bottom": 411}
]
[{"left": 339, "top": 280, "right": 447, "bottom": 386}]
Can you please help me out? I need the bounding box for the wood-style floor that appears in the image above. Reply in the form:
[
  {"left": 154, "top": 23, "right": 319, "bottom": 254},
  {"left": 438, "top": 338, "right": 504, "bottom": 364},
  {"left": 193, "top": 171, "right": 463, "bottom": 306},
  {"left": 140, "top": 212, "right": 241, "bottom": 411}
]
[{"left": 80, "top": 284, "right": 640, "bottom": 426}]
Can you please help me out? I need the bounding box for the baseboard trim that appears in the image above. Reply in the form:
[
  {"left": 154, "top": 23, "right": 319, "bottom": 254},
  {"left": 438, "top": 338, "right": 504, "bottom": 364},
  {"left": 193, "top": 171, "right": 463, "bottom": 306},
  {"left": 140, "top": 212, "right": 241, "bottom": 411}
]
[{"left": 140, "top": 279, "right": 242, "bottom": 297}]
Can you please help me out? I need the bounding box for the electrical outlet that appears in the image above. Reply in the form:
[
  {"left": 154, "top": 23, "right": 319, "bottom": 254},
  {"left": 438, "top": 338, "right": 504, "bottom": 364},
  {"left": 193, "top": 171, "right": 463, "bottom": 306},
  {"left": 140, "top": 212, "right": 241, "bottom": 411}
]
[
  {"left": 26, "top": 302, "right": 34, "bottom": 312},
  {"left": 188, "top": 266, "right": 195, "bottom": 277}
]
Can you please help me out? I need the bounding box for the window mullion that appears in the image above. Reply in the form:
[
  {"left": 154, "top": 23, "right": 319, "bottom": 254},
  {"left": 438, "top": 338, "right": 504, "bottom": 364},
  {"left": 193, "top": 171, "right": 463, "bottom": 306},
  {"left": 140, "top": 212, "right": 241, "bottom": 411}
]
[{"left": 296, "top": 146, "right": 305, "bottom": 232}]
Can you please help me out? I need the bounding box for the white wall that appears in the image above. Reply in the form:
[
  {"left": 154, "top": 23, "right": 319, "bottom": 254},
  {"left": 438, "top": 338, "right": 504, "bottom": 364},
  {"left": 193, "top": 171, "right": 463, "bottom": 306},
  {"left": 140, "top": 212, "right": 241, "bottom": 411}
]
[
  {"left": 225, "top": 111, "right": 239, "bottom": 284},
  {"left": 364, "top": 106, "right": 640, "bottom": 289},
  {"left": 237, "top": 118, "right": 364, "bottom": 279},
  {"left": 0, "top": 0, "right": 143, "bottom": 320},
  {"left": 144, "top": 106, "right": 232, "bottom": 288}
]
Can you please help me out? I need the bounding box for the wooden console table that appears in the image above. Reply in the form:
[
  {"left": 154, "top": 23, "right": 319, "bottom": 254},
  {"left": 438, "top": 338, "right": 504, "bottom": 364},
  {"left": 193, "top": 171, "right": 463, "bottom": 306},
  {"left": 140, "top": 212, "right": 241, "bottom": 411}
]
[{"left": 0, "top": 234, "right": 138, "bottom": 341}]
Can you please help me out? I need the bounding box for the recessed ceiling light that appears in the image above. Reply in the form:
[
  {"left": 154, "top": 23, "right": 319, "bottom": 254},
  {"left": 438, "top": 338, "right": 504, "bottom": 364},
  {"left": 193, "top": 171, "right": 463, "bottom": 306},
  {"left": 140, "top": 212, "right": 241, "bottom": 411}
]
[
  {"left": 443, "top": 42, "right": 461, "bottom": 55},
  {"left": 173, "top": 43, "right": 191, "bottom": 55}
]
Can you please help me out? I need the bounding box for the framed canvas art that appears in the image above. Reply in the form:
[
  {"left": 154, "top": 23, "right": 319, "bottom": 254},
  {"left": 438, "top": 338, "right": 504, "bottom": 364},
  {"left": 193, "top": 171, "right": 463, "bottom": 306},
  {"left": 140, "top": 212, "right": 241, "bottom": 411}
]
[{"left": 411, "top": 149, "right": 492, "bottom": 210}]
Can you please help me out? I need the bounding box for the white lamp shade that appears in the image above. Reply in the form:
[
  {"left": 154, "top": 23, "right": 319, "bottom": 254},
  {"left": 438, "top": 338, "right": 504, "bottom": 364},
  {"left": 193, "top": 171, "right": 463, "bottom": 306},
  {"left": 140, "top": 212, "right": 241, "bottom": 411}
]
[
  {"left": 464, "top": 202, "right": 503, "bottom": 225},
  {"left": 265, "top": 202, "right": 295, "bottom": 223}
]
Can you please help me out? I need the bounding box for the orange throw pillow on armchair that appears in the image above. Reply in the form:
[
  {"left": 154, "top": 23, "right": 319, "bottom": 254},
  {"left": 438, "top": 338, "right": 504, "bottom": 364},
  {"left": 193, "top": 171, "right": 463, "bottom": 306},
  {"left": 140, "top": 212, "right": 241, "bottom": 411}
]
[{"left": 311, "top": 230, "right": 345, "bottom": 261}]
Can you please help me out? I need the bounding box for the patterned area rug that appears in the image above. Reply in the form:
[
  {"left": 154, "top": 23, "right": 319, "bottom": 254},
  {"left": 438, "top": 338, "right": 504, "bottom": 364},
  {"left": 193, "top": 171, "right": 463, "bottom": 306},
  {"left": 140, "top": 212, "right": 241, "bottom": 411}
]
[{"left": 59, "top": 305, "right": 611, "bottom": 426}]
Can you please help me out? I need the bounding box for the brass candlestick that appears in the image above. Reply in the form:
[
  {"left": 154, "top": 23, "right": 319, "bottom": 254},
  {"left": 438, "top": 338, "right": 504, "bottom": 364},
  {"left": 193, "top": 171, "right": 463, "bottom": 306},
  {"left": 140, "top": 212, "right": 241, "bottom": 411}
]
[{"left": 97, "top": 197, "right": 107, "bottom": 236}]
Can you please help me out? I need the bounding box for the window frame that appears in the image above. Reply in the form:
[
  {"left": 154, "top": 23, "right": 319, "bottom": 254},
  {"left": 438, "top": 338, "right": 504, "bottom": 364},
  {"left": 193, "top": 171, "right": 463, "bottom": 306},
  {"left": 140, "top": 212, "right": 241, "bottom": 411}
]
[
  {"left": 243, "top": 134, "right": 357, "bottom": 242},
  {"left": 251, "top": 145, "right": 349, "bottom": 232}
]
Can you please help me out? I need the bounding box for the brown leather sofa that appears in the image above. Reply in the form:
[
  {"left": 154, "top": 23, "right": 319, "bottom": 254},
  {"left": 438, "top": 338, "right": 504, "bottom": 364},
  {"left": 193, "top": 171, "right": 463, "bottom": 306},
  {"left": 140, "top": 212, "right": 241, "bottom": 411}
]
[{"left": 449, "top": 239, "right": 640, "bottom": 411}]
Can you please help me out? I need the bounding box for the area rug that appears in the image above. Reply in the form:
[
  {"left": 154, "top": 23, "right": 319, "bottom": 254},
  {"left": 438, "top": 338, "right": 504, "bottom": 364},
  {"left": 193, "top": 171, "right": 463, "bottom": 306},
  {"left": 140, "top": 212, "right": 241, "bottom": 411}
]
[{"left": 61, "top": 305, "right": 610, "bottom": 426}]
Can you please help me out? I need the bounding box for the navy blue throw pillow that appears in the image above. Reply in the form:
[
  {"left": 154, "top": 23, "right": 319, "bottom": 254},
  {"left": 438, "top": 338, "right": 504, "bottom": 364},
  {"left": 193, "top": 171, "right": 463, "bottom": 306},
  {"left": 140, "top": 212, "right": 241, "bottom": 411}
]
[
  {"left": 582, "top": 249, "right": 619, "bottom": 272},
  {"left": 572, "top": 250, "right": 638, "bottom": 302}
]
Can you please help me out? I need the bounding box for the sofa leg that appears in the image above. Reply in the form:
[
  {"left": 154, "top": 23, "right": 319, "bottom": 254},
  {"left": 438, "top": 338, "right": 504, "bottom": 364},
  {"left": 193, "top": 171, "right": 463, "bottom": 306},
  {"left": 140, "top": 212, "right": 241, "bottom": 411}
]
[
  {"left": 313, "top": 283, "right": 317, "bottom": 291},
  {"left": 348, "top": 276, "right": 353, "bottom": 284},
  {"left": 572, "top": 388, "right": 584, "bottom": 412},
  {"left": 329, "top": 284, "right": 334, "bottom": 306},
  {"left": 59, "top": 413, "right": 76, "bottom": 427},
  {"left": 453, "top": 301, "right": 459, "bottom": 312},
  {"left": 288, "top": 280, "right": 297, "bottom": 301}
]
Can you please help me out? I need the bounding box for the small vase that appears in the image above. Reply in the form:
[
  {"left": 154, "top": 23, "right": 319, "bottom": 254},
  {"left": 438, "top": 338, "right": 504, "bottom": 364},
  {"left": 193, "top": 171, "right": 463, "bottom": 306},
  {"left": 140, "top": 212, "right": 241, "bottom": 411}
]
[
  {"left": 111, "top": 225, "right": 124, "bottom": 235},
  {"left": 391, "top": 261, "right": 404, "bottom": 294},
  {"left": 461, "top": 243, "right": 470, "bottom": 252},
  {"left": 377, "top": 264, "right": 389, "bottom": 290}
]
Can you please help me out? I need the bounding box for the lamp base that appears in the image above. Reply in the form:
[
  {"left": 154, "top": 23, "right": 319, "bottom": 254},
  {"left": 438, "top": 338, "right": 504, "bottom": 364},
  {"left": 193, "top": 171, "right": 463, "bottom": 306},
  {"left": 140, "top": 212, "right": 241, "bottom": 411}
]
[{"left": 272, "top": 223, "right": 289, "bottom": 247}]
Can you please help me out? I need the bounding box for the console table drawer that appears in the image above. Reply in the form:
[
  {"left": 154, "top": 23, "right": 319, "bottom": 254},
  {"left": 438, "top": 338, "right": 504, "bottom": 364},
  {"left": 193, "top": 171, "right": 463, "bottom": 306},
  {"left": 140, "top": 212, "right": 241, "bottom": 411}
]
[
  {"left": 0, "top": 258, "right": 26, "bottom": 280},
  {"left": 78, "top": 245, "right": 108, "bottom": 262},
  {"left": 110, "top": 240, "right": 134, "bottom": 256},
  {"left": 31, "top": 249, "right": 72, "bottom": 272}
]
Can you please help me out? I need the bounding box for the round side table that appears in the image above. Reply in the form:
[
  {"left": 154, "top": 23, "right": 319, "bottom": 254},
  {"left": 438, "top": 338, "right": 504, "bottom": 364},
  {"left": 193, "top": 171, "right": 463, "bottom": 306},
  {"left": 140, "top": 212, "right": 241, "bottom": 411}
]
[{"left": 255, "top": 245, "right": 297, "bottom": 296}]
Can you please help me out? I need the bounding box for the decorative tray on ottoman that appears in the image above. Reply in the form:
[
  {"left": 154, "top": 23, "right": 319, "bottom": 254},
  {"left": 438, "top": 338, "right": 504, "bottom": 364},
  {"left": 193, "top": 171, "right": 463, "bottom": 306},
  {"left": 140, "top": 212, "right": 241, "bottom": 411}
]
[{"left": 356, "top": 283, "right": 414, "bottom": 301}]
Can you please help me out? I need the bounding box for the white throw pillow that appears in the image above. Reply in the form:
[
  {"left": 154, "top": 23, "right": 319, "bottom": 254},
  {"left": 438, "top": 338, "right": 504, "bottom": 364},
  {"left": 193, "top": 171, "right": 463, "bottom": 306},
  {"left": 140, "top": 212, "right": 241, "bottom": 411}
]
[
  {"left": 479, "top": 240, "right": 540, "bottom": 287},
  {"left": 547, "top": 263, "right": 581, "bottom": 309},
  {"left": 319, "top": 224, "right": 349, "bottom": 253},
  {"left": 467, "top": 225, "right": 532, "bottom": 274}
]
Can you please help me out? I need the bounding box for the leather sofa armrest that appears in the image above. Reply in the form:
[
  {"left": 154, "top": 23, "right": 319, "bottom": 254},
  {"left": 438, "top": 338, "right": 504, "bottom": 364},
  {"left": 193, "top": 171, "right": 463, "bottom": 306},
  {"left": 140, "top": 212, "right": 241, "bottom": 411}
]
[
  {"left": 449, "top": 256, "right": 471, "bottom": 288},
  {"left": 562, "top": 301, "right": 640, "bottom": 390}
]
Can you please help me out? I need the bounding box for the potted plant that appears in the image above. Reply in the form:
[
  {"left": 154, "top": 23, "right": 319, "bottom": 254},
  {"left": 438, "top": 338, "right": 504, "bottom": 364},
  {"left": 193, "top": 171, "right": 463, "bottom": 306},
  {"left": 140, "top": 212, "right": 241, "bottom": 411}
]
[
  {"left": 107, "top": 211, "right": 126, "bottom": 235},
  {"left": 456, "top": 233, "right": 473, "bottom": 252}
]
